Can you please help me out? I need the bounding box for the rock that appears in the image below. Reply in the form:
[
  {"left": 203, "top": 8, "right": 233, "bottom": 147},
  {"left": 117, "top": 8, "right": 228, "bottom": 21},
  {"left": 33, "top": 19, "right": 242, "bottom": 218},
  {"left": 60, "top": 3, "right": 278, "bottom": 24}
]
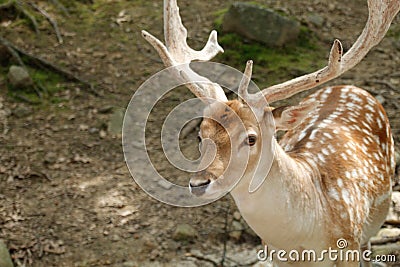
[
  {"left": 161, "top": 239, "right": 180, "bottom": 251},
  {"left": 7, "top": 65, "right": 33, "bottom": 89},
  {"left": 174, "top": 261, "right": 198, "bottom": 267},
  {"left": 89, "top": 127, "right": 99, "bottom": 134},
  {"left": 222, "top": 2, "right": 300, "bottom": 47},
  {"left": 143, "top": 236, "right": 157, "bottom": 250},
  {"left": 122, "top": 261, "right": 137, "bottom": 267},
  {"left": 12, "top": 105, "right": 33, "bottom": 118},
  {"left": 0, "top": 240, "right": 14, "bottom": 267},
  {"left": 328, "top": 3, "right": 337, "bottom": 11},
  {"left": 189, "top": 249, "right": 220, "bottom": 266},
  {"left": 158, "top": 179, "right": 172, "bottom": 190},
  {"left": 111, "top": 234, "right": 121, "bottom": 242},
  {"left": 229, "top": 220, "right": 243, "bottom": 240},
  {"left": 243, "top": 221, "right": 259, "bottom": 238},
  {"left": 233, "top": 211, "right": 241, "bottom": 221},
  {"left": 386, "top": 192, "right": 400, "bottom": 223},
  {"left": 376, "top": 228, "right": 400, "bottom": 238},
  {"left": 392, "top": 192, "right": 400, "bottom": 213},
  {"left": 228, "top": 248, "right": 260, "bottom": 266},
  {"left": 375, "top": 95, "right": 386, "bottom": 105},
  {"left": 107, "top": 108, "right": 125, "bottom": 135},
  {"left": 134, "top": 261, "right": 163, "bottom": 267},
  {"left": 386, "top": 205, "right": 399, "bottom": 222},
  {"left": 172, "top": 224, "right": 198, "bottom": 241},
  {"left": 395, "top": 149, "right": 400, "bottom": 167},
  {"left": 252, "top": 260, "right": 274, "bottom": 267},
  {"left": 372, "top": 243, "right": 400, "bottom": 258},
  {"left": 308, "top": 13, "right": 325, "bottom": 27},
  {"left": 99, "top": 130, "right": 107, "bottom": 138},
  {"left": 98, "top": 105, "right": 114, "bottom": 114},
  {"left": 44, "top": 152, "right": 58, "bottom": 164}
]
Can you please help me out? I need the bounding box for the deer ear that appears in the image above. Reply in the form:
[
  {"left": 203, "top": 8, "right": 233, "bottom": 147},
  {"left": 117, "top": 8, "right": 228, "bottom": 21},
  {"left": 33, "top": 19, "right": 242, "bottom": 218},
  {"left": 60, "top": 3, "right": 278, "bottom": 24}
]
[{"left": 272, "top": 101, "right": 319, "bottom": 131}]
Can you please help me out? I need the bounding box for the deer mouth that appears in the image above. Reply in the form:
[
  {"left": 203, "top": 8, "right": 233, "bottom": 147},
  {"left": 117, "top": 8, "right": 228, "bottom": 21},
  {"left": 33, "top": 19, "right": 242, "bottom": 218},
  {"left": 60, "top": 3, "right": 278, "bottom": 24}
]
[{"left": 189, "top": 179, "right": 211, "bottom": 196}]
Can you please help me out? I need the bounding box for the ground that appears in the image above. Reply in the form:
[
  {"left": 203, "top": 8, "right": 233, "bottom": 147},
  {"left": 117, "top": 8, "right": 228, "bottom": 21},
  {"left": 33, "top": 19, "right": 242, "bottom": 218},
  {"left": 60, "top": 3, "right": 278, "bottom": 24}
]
[{"left": 0, "top": 0, "right": 399, "bottom": 266}]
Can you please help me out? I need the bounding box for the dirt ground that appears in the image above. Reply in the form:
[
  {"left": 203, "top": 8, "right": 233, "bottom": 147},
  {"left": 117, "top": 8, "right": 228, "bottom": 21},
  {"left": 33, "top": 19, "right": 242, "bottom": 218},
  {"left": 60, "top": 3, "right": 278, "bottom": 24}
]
[{"left": 0, "top": 0, "right": 400, "bottom": 266}]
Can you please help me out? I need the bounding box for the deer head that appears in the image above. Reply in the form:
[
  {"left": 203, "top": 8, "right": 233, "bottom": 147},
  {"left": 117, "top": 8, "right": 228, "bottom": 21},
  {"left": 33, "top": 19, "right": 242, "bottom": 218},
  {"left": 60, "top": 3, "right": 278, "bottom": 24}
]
[{"left": 142, "top": 0, "right": 400, "bottom": 198}]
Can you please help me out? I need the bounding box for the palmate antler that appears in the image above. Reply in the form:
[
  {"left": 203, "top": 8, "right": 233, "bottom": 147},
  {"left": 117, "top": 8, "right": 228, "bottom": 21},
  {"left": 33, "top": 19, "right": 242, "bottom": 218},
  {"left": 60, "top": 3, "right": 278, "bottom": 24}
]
[
  {"left": 143, "top": 0, "right": 399, "bottom": 107},
  {"left": 141, "top": 0, "right": 227, "bottom": 102},
  {"left": 249, "top": 0, "right": 400, "bottom": 105}
]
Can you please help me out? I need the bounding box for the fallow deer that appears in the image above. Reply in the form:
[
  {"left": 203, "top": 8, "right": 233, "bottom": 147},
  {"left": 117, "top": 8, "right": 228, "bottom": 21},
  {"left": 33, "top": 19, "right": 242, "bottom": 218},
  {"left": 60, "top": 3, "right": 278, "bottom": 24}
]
[{"left": 141, "top": 0, "right": 399, "bottom": 266}]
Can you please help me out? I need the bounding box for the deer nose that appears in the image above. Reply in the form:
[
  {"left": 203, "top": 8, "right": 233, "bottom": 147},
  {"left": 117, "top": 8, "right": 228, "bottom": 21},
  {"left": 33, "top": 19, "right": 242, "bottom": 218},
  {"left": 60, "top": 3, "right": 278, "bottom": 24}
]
[{"left": 189, "top": 179, "right": 211, "bottom": 196}]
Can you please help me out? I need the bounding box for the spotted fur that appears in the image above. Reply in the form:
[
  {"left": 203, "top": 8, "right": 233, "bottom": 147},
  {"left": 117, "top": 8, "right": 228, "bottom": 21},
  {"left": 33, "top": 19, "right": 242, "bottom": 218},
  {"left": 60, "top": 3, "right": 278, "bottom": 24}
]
[
  {"left": 280, "top": 85, "right": 394, "bottom": 248},
  {"left": 190, "top": 85, "right": 394, "bottom": 267},
  {"left": 142, "top": 0, "right": 399, "bottom": 265}
]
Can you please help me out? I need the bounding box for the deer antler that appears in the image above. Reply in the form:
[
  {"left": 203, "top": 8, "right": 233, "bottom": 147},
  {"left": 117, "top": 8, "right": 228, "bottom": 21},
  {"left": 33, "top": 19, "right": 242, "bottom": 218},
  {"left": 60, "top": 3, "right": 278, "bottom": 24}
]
[
  {"left": 142, "top": 0, "right": 227, "bottom": 102},
  {"left": 238, "top": 60, "right": 254, "bottom": 104},
  {"left": 242, "top": 0, "right": 400, "bottom": 105}
]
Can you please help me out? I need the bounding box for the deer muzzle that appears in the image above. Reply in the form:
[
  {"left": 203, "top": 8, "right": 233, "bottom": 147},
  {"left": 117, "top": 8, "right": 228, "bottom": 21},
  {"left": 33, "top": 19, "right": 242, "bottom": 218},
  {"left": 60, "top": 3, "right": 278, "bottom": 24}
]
[{"left": 189, "top": 171, "right": 217, "bottom": 196}]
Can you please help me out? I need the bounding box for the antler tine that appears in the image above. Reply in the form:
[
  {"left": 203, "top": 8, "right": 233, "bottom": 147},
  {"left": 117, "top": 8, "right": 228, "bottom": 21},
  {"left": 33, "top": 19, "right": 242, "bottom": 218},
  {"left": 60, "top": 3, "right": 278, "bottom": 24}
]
[
  {"left": 238, "top": 60, "right": 253, "bottom": 104},
  {"left": 164, "top": 0, "right": 224, "bottom": 63},
  {"left": 261, "top": 0, "right": 400, "bottom": 104},
  {"left": 262, "top": 40, "right": 343, "bottom": 103},
  {"left": 342, "top": 0, "right": 400, "bottom": 65},
  {"left": 142, "top": 0, "right": 227, "bottom": 102}
]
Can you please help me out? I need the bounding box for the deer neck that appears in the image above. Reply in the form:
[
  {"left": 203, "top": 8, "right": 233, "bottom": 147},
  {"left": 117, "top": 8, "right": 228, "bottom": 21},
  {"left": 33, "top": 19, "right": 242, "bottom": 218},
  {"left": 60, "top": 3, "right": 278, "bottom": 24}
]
[{"left": 230, "top": 138, "right": 324, "bottom": 249}]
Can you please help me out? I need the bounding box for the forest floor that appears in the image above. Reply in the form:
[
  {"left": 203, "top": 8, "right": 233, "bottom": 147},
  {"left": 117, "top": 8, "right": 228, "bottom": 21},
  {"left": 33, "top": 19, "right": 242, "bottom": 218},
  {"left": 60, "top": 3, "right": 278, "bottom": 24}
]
[{"left": 0, "top": 0, "right": 400, "bottom": 266}]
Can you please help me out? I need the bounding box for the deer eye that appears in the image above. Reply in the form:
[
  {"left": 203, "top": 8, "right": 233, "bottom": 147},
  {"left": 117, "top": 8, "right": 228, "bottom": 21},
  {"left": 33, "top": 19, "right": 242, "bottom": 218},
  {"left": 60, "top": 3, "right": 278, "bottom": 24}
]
[
  {"left": 246, "top": 134, "right": 257, "bottom": 146},
  {"left": 197, "top": 134, "right": 202, "bottom": 143}
]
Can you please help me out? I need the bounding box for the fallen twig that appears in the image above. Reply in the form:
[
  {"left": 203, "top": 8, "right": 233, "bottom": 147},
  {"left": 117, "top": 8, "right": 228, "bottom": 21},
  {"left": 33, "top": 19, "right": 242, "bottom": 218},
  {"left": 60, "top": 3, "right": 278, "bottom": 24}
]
[
  {"left": 0, "top": 0, "right": 13, "bottom": 9},
  {"left": 14, "top": 94, "right": 40, "bottom": 104},
  {"left": 17, "top": 0, "right": 39, "bottom": 34},
  {"left": 0, "top": 0, "right": 39, "bottom": 34},
  {"left": 390, "top": 72, "right": 400, "bottom": 78},
  {"left": 27, "top": 170, "right": 52, "bottom": 181},
  {"left": 28, "top": 2, "right": 63, "bottom": 44},
  {"left": 186, "top": 252, "right": 219, "bottom": 267},
  {"left": 369, "top": 79, "right": 399, "bottom": 92},
  {"left": 220, "top": 202, "right": 230, "bottom": 266},
  {"left": 50, "top": 0, "right": 69, "bottom": 17},
  {"left": 0, "top": 36, "right": 26, "bottom": 67},
  {"left": 0, "top": 36, "right": 100, "bottom": 96}
]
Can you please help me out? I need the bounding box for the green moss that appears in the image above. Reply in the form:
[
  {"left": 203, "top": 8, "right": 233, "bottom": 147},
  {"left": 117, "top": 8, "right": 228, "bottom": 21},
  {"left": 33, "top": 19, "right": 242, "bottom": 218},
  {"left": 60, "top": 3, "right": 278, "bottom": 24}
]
[
  {"left": 3, "top": 65, "right": 67, "bottom": 104},
  {"left": 215, "top": 28, "right": 326, "bottom": 88},
  {"left": 29, "top": 68, "right": 64, "bottom": 94},
  {"left": 212, "top": 5, "right": 327, "bottom": 88},
  {"left": 214, "top": 3, "right": 294, "bottom": 29},
  {"left": 387, "top": 24, "right": 400, "bottom": 39},
  {"left": 213, "top": 8, "right": 228, "bottom": 28}
]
